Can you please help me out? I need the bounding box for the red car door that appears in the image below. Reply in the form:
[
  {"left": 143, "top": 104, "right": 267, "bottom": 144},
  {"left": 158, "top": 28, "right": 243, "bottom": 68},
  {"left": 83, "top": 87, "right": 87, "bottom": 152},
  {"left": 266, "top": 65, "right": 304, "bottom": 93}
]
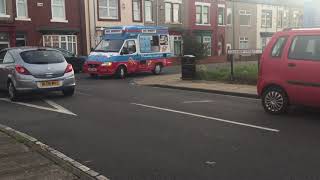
[{"left": 285, "top": 34, "right": 320, "bottom": 107}]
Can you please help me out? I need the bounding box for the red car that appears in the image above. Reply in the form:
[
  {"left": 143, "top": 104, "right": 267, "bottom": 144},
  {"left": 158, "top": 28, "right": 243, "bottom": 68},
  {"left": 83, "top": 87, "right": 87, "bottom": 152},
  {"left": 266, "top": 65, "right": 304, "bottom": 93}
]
[{"left": 258, "top": 28, "right": 320, "bottom": 114}]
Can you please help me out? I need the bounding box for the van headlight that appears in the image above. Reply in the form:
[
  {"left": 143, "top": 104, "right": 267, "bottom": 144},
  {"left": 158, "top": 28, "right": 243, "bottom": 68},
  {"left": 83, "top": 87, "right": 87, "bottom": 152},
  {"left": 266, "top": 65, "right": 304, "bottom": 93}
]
[{"left": 101, "top": 62, "right": 113, "bottom": 67}]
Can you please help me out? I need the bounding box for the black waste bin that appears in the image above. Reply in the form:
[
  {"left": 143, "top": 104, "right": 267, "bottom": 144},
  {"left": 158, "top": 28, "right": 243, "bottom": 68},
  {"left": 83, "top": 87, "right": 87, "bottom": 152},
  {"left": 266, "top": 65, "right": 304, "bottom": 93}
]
[{"left": 181, "top": 55, "right": 196, "bottom": 80}]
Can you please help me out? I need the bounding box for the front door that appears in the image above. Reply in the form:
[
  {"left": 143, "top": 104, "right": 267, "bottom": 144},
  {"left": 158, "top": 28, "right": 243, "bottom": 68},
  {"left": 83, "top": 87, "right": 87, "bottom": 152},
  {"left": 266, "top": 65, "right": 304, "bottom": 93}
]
[
  {"left": 121, "top": 40, "right": 140, "bottom": 73},
  {"left": 286, "top": 34, "right": 320, "bottom": 107}
]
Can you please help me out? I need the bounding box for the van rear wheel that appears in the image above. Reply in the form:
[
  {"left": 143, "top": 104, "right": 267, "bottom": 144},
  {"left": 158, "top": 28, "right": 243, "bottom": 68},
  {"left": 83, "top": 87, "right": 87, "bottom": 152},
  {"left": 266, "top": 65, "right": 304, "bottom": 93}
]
[
  {"left": 116, "top": 66, "right": 127, "bottom": 79},
  {"left": 262, "top": 87, "right": 288, "bottom": 114},
  {"left": 153, "top": 64, "right": 162, "bottom": 75}
]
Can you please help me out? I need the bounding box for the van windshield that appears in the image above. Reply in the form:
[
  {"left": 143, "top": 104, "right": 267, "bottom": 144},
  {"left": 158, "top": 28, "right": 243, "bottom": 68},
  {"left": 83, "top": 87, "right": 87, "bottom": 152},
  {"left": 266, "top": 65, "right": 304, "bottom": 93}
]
[
  {"left": 20, "top": 50, "right": 65, "bottom": 64},
  {"left": 94, "top": 40, "right": 124, "bottom": 53}
]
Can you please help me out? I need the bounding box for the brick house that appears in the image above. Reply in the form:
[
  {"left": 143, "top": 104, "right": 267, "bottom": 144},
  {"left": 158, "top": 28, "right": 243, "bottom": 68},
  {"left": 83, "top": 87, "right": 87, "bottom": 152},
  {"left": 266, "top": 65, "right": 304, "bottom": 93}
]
[
  {"left": 84, "top": 0, "right": 145, "bottom": 54},
  {"left": 185, "top": 0, "right": 226, "bottom": 57},
  {"left": 144, "top": 0, "right": 185, "bottom": 57},
  {"left": 0, "top": 0, "right": 87, "bottom": 55},
  {"left": 0, "top": 0, "right": 15, "bottom": 50}
]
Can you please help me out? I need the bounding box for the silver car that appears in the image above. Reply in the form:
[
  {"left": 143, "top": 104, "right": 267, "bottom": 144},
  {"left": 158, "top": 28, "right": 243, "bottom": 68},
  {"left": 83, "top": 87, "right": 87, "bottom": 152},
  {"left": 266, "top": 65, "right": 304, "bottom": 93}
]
[{"left": 0, "top": 47, "right": 76, "bottom": 101}]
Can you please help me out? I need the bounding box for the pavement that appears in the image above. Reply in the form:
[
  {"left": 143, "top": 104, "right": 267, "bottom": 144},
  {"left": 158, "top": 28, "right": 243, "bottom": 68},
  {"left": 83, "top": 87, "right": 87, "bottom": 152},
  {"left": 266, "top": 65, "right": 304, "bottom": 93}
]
[
  {"left": 134, "top": 74, "right": 258, "bottom": 98},
  {"left": 0, "top": 129, "right": 78, "bottom": 180},
  {"left": 0, "top": 71, "right": 320, "bottom": 180}
]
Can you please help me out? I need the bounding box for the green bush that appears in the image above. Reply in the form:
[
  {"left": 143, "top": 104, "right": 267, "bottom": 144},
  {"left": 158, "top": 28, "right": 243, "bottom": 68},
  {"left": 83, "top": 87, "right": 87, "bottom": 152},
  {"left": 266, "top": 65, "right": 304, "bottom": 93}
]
[{"left": 196, "top": 64, "right": 258, "bottom": 85}]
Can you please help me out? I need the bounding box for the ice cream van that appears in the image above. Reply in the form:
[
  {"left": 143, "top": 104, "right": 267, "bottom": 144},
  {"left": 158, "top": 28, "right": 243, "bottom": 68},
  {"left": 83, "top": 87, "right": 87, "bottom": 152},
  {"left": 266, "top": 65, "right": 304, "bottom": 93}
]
[{"left": 83, "top": 26, "right": 173, "bottom": 78}]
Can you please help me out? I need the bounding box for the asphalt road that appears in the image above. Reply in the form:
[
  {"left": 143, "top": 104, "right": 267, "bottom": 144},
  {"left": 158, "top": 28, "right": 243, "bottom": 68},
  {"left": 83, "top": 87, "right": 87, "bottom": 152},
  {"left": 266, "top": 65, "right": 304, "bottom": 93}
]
[{"left": 0, "top": 72, "right": 320, "bottom": 180}]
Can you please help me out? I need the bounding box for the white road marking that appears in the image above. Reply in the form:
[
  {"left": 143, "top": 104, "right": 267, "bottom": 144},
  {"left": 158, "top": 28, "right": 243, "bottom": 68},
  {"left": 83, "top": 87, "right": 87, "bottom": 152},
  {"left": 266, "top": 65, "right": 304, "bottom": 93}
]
[
  {"left": 131, "top": 103, "right": 279, "bottom": 133},
  {"left": 183, "top": 100, "right": 214, "bottom": 104},
  {"left": 0, "top": 98, "right": 77, "bottom": 116}
]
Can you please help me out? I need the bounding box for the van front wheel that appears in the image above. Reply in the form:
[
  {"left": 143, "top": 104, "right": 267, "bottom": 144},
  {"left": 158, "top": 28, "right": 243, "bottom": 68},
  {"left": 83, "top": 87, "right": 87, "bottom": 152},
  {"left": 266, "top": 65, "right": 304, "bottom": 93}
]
[
  {"left": 262, "top": 87, "right": 288, "bottom": 114},
  {"left": 116, "top": 66, "right": 127, "bottom": 79}
]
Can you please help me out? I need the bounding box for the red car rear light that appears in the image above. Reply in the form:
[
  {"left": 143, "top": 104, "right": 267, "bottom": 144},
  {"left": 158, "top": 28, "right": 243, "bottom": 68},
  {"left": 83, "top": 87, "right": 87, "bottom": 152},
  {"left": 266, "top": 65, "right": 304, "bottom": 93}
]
[
  {"left": 65, "top": 64, "right": 73, "bottom": 73},
  {"left": 15, "top": 65, "right": 31, "bottom": 75}
]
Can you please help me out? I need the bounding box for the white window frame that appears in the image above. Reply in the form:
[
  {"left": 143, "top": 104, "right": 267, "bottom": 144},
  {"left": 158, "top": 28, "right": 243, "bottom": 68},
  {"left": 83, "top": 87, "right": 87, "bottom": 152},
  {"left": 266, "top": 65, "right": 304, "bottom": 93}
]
[
  {"left": 15, "top": 0, "right": 31, "bottom": 21},
  {"left": 99, "top": 0, "right": 119, "bottom": 20},
  {"left": 261, "top": 9, "right": 272, "bottom": 28},
  {"left": 144, "top": 0, "right": 153, "bottom": 22},
  {"left": 226, "top": 8, "right": 232, "bottom": 26},
  {"left": 172, "top": 3, "right": 181, "bottom": 23},
  {"left": 42, "top": 35, "right": 77, "bottom": 55},
  {"left": 239, "top": 37, "right": 249, "bottom": 49},
  {"left": 218, "top": 5, "right": 225, "bottom": 26},
  {"left": 277, "top": 9, "right": 283, "bottom": 28},
  {"left": 195, "top": 2, "right": 211, "bottom": 26},
  {"left": 132, "top": 0, "right": 142, "bottom": 22},
  {"left": 203, "top": 36, "right": 212, "bottom": 56},
  {"left": 0, "top": 0, "right": 10, "bottom": 18},
  {"left": 239, "top": 10, "right": 251, "bottom": 26},
  {"left": 50, "top": 0, "right": 68, "bottom": 23}
]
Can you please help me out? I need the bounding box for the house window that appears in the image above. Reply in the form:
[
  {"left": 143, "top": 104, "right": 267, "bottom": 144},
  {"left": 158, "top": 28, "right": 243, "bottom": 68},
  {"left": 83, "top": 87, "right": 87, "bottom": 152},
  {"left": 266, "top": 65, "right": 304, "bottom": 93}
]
[
  {"left": 173, "top": 4, "right": 181, "bottom": 23},
  {"left": 203, "top": 36, "right": 212, "bottom": 56},
  {"left": 132, "top": 0, "right": 142, "bottom": 22},
  {"left": 239, "top": 37, "right": 249, "bottom": 49},
  {"left": 144, "top": 0, "right": 152, "bottom": 22},
  {"left": 277, "top": 9, "right": 283, "bottom": 28},
  {"left": 218, "top": 6, "right": 225, "bottom": 26},
  {"left": 239, "top": 10, "right": 251, "bottom": 26},
  {"left": 51, "top": 0, "right": 66, "bottom": 20},
  {"left": 0, "top": 0, "right": 6, "bottom": 16},
  {"left": 99, "top": 0, "right": 119, "bottom": 20},
  {"left": 261, "top": 10, "right": 272, "bottom": 28},
  {"left": 0, "top": 33, "right": 9, "bottom": 50},
  {"left": 293, "top": 11, "right": 302, "bottom": 27},
  {"left": 165, "top": 3, "right": 181, "bottom": 23},
  {"left": 165, "top": 3, "right": 172, "bottom": 23},
  {"left": 261, "top": 37, "right": 271, "bottom": 50},
  {"left": 16, "top": 0, "right": 28, "bottom": 18},
  {"left": 196, "top": 4, "right": 210, "bottom": 25},
  {"left": 227, "top": 8, "right": 232, "bottom": 25},
  {"left": 283, "top": 10, "right": 289, "bottom": 28},
  {"left": 16, "top": 33, "right": 26, "bottom": 47},
  {"left": 43, "top": 35, "right": 77, "bottom": 55},
  {"left": 165, "top": 2, "right": 181, "bottom": 23}
]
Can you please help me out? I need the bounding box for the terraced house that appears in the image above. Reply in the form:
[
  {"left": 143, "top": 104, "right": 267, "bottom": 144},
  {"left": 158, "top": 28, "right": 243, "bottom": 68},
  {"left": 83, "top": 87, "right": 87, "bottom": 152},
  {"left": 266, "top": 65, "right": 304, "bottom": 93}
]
[
  {"left": 225, "top": 0, "right": 304, "bottom": 50},
  {"left": 0, "top": 0, "right": 87, "bottom": 55},
  {"left": 84, "top": 0, "right": 145, "bottom": 54}
]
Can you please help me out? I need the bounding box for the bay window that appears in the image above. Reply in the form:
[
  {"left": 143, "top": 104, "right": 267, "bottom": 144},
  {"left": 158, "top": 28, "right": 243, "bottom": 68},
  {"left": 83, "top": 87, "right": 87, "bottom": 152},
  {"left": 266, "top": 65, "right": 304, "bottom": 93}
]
[{"left": 43, "top": 35, "right": 77, "bottom": 55}]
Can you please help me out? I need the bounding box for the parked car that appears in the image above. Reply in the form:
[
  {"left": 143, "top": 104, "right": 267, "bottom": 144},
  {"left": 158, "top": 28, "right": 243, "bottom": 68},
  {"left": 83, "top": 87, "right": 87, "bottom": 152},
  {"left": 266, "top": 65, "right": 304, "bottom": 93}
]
[
  {"left": 0, "top": 47, "right": 76, "bottom": 101},
  {"left": 56, "top": 48, "right": 86, "bottom": 73},
  {"left": 258, "top": 28, "right": 320, "bottom": 114}
]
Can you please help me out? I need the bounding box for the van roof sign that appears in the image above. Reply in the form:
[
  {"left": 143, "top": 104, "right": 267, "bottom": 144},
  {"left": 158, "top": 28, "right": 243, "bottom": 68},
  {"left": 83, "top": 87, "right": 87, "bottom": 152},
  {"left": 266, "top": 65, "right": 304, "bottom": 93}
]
[
  {"left": 105, "top": 29, "right": 123, "bottom": 34},
  {"left": 142, "top": 29, "right": 157, "bottom": 33}
]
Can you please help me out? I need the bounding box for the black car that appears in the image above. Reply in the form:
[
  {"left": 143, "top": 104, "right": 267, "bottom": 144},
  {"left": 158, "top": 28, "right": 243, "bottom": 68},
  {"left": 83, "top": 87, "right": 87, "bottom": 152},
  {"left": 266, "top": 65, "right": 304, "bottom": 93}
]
[{"left": 56, "top": 48, "right": 87, "bottom": 73}]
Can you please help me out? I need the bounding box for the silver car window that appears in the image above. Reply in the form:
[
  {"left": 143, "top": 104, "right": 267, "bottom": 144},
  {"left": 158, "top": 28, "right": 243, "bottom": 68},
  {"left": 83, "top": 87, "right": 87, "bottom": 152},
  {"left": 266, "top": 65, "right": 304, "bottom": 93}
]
[
  {"left": 20, "top": 50, "right": 65, "bottom": 64},
  {"left": 3, "top": 53, "right": 15, "bottom": 64}
]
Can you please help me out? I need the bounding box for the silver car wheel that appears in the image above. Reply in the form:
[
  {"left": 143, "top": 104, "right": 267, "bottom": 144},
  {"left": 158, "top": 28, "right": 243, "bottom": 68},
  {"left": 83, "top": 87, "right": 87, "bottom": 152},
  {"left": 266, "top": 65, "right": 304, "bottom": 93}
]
[
  {"left": 264, "top": 91, "right": 284, "bottom": 112},
  {"left": 8, "top": 83, "right": 14, "bottom": 98}
]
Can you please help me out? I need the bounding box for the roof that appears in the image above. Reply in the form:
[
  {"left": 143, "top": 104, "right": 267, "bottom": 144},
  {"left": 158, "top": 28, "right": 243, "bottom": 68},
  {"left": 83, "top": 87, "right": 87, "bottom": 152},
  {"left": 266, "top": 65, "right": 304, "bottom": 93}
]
[
  {"left": 229, "top": 0, "right": 304, "bottom": 7},
  {"left": 1, "top": 46, "right": 59, "bottom": 53},
  {"left": 104, "top": 25, "right": 168, "bottom": 31}
]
